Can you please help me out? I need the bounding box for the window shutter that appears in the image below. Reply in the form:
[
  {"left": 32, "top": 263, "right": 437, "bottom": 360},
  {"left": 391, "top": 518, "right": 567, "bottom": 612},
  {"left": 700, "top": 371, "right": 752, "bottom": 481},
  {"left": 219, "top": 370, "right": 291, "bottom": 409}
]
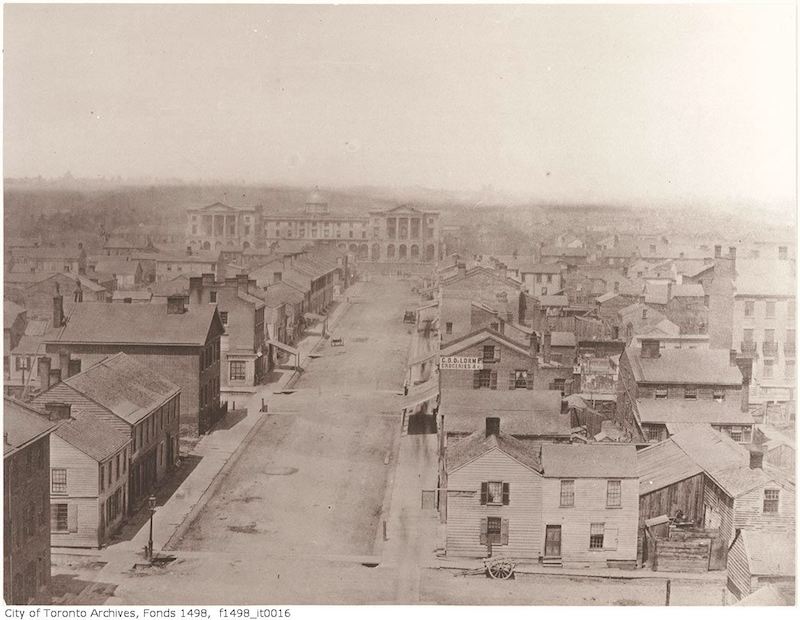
[
  {"left": 604, "top": 528, "right": 618, "bottom": 550},
  {"left": 473, "top": 371, "right": 481, "bottom": 389},
  {"left": 500, "top": 519, "right": 509, "bottom": 545},
  {"left": 480, "top": 482, "right": 488, "bottom": 505},
  {"left": 50, "top": 505, "right": 59, "bottom": 531},
  {"left": 68, "top": 504, "right": 78, "bottom": 533},
  {"left": 490, "top": 371, "right": 498, "bottom": 390},
  {"left": 502, "top": 483, "right": 510, "bottom": 505},
  {"left": 479, "top": 518, "right": 488, "bottom": 544},
  {"left": 526, "top": 373, "right": 534, "bottom": 390},
  {"left": 508, "top": 372, "right": 516, "bottom": 389},
  {"left": 496, "top": 348, "right": 501, "bottom": 361}
]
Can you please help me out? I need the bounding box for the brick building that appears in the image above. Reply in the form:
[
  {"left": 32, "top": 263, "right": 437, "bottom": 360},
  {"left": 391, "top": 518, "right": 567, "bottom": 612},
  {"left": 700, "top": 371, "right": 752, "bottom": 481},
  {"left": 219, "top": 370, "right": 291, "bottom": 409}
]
[
  {"left": 616, "top": 340, "right": 747, "bottom": 443},
  {"left": 3, "top": 397, "right": 57, "bottom": 604},
  {"left": 44, "top": 298, "right": 224, "bottom": 435}
]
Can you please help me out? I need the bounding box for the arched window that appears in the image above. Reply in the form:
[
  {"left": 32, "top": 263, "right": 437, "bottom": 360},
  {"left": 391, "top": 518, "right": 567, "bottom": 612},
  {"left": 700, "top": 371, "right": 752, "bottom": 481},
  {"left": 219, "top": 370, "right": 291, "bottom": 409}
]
[
  {"left": 358, "top": 244, "right": 368, "bottom": 260},
  {"left": 425, "top": 244, "right": 435, "bottom": 261},
  {"left": 387, "top": 244, "right": 396, "bottom": 259},
  {"left": 399, "top": 244, "right": 407, "bottom": 260},
  {"left": 202, "top": 241, "right": 211, "bottom": 251},
  {"left": 371, "top": 244, "right": 380, "bottom": 261},
  {"left": 410, "top": 244, "right": 419, "bottom": 259}
]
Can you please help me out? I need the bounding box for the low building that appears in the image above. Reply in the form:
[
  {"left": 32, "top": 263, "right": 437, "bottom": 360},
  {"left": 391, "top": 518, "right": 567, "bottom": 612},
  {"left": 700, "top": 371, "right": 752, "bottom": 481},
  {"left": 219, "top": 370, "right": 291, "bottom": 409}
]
[
  {"left": 37, "top": 403, "right": 130, "bottom": 548},
  {"left": 32, "top": 353, "right": 181, "bottom": 514},
  {"left": 3, "top": 398, "right": 57, "bottom": 604},
  {"left": 9, "top": 245, "right": 87, "bottom": 275},
  {"left": 4, "top": 272, "right": 108, "bottom": 320},
  {"left": 540, "top": 444, "right": 639, "bottom": 568},
  {"left": 727, "top": 530, "right": 795, "bottom": 604},
  {"left": 92, "top": 258, "right": 144, "bottom": 290},
  {"left": 753, "top": 425, "right": 795, "bottom": 472},
  {"left": 517, "top": 263, "right": 563, "bottom": 298},
  {"left": 154, "top": 251, "right": 221, "bottom": 282}
]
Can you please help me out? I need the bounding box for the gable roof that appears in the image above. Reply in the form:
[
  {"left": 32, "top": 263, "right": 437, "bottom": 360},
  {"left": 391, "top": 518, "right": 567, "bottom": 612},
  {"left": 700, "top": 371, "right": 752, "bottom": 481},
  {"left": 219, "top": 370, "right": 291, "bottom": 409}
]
[
  {"left": 626, "top": 347, "right": 742, "bottom": 385},
  {"left": 48, "top": 302, "right": 220, "bottom": 347},
  {"left": 4, "top": 301, "right": 26, "bottom": 328},
  {"left": 447, "top": 430, "right": 542, "bottom": 473},
  {"left": 3, "top": 397, "right": 57, "bottom": 458},
  {"left": 541, "top": 444, "right": 638, "bottom": 478},
  {"left": 538, "top": 295, "right": 569, "bottom": 307},
  {"left": 441, "top": 389, "right": 567, "bottom": 438},
  {"left": 53, "top": 414, "right": 130, "bottom": 463},
  {"left": 637, "top": 439, "right": 703, "bottom": 495},
  {"left": 550, "top": 331, "right": 576, "bottom": 347},
  {"left": 62, "top": 353, "right": 180, "bottom": 425},
  {"left": 738, "top": 530, "right": 795, "bottom": 576},
  {"left": 671, "top": 283, "right": 705, "bottom": 298},
  {"left": 440, "top": 328, "right": 532, "bottom": 359}
]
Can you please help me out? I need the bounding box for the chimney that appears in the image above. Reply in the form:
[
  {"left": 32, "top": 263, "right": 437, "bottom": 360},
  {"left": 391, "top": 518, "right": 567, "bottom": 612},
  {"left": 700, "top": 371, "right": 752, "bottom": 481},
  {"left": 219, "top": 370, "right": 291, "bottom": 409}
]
[
  {"left": 167, "top": 295, "right": 186, "bottom": 314},
  {"left": 37, "top": 357, "right": 52, "bottom": 392},
  {"left": 189, "top": 276, "right": 202, "bottom": 298},
  {"left": 59, "top": 352, "right": 72, "bottom": 379},
  {"left": 53, "top": 293, "right": 64, "bottom": 328},
  {"left": 68, "top": 358, "right": 81, "bottom": 377},
  {"left": 485, "top": 417, "right": 500, "bottom": 438},
  {"left": 236, "top": 273, "right": 250, "bottom": 295},
  {"left": 123, "top": 297, "right": 132, "bottom": 304},
  {"left": 714, "top": 245, "right": 722, "bottom": 258},
  {"left": 729, "top": 349, "right": 738, "bottom": 367},
  {"left": 44, "top": 402, "right": 71, "bottom": 422},
  {"left": 667, "top": 281, "right": 673, "bottom": 301},
  {"left": 457, "top": 262, "right": 466, "bottom": 278},
  {"left": 748, "top": 446, "right": 764, "bottom": 470},
  {"left": 640, "top": 339, "right": 661, "bottom": 359},
  {"left": 529, "top": 332, "right": 540, "bottom": 358},
  {"left": 613, "top": 281, "right": 619, "bottom": 294},
  {"left": 642, "top": 307, "right": 648, "bottom": 320},
  {"left": 735, "top": 356, "right": 753, "bottom": 413},
  {"left": 543, "top": 331, "right": 552, "bottom": 364},
  {"left": 73, "top": 280, "right": 83, "bottom": 303}
]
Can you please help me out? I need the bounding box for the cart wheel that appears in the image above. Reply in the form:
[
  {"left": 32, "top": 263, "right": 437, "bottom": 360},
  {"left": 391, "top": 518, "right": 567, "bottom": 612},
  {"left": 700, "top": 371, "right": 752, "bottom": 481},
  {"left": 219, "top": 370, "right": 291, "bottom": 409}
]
[{"left": 487, "top": 561, "right": 514, "bottom": 580}]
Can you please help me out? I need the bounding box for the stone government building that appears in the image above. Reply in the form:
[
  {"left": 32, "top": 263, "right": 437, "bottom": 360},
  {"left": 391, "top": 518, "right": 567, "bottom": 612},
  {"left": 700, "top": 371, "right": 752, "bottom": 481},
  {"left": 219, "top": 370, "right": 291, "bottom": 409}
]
[{"left": 186, "top": 191, "right": 442, "bottom": 271}]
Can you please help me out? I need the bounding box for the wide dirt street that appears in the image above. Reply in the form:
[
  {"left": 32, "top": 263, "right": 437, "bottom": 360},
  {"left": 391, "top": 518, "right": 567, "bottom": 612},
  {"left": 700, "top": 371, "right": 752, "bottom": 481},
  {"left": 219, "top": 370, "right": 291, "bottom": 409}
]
[{"left": 108, "top": 277, "right": 421, "bottom": 603}]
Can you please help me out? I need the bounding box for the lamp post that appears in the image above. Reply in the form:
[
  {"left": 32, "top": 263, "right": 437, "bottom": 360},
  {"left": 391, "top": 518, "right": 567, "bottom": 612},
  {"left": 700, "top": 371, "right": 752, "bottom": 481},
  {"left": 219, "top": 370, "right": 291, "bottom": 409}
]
[{"left": 147, "top": 495, "right": 157, "bottom": 560}]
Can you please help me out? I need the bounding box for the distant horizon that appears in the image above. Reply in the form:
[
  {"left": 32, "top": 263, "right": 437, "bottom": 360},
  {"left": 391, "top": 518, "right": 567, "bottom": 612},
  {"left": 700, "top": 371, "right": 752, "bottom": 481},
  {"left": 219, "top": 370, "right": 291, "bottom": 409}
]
[{"left": 4, "top": 4, "right": 796, "bottom": 210}]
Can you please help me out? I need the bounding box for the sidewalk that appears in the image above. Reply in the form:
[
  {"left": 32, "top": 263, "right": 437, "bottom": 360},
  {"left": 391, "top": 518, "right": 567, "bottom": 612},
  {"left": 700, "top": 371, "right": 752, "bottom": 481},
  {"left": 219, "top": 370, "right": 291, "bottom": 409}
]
[
  {"left": 64, "top": 287, "right": 358, "bottom": 573},
  {"left": 430, "top": 557, "right": 729, "bottom": 583}
]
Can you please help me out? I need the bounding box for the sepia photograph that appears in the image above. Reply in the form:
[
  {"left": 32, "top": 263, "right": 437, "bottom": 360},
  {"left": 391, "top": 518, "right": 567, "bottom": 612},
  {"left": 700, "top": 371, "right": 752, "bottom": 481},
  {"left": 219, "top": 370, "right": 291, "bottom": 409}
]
[{"left": 2, "top": 0, "right": 797, "bottom": 608}]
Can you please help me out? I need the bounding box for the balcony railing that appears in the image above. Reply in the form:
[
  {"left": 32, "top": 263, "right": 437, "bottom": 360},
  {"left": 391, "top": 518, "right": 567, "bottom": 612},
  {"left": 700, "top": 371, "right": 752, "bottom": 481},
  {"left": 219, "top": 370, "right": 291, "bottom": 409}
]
[
  {"left": 762, "top": 342, "right": 778, "bottom": 357},
  {"left": 740, "top": 341, "right": 757, "bottom": 355}
]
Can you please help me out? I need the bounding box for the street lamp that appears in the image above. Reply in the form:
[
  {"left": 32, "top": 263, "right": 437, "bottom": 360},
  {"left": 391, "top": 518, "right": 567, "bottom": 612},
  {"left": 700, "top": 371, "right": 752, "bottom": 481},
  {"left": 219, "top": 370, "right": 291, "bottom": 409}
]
[{"left": 147, "top": 495, "right": 157, "bottom": 560}]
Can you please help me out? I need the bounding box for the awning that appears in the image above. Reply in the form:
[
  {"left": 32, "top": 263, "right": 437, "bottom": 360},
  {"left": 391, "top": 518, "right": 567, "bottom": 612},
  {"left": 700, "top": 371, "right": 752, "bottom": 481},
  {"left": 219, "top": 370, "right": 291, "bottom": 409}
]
[
  {"left": 267, "top": 340, "right": 299, "bottom": 356},
  {"left": 303, "top": 312, "right": 327, "bottom": 322},
  {"left": 399, "top": 382, "right": 440, "bottom": 410}
]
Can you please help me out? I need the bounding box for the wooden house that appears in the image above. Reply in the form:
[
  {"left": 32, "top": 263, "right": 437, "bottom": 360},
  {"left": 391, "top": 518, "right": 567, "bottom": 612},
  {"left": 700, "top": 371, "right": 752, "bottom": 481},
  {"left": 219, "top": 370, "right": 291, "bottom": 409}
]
[
  {"left": 727, "top": 530, "right": 795, "bottom": 604},
  {"left": 443, "top": 418, "right": 543, "bottom": 558},
  {"left": 32, "top": 353, "right": 181, "bottom": 514},
  {"left": 41, "top": 403, "right": 130, "bottom": 548},
  {"left": 540, "top": 444, "right": 639, "bottom": 568}
]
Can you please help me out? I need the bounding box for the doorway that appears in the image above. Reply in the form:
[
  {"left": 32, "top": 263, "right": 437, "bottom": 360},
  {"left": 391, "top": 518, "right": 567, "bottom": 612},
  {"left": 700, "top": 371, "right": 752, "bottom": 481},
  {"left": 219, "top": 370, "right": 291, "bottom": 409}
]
[{"left": 545, "top": 525, "right": 562, "bottom": 557}]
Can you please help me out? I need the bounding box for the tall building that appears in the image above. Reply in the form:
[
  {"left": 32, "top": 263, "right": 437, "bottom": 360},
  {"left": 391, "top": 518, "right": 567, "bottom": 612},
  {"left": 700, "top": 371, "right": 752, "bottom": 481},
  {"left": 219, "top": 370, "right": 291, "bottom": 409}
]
[
  {"left": 731, "top": 258, "right": 796, "bottom": 416},
  {"left": 186, "top": 201, "right": 262, "bottom": 251},
  {"left": 367, "top": 205, "right": 441, "bottom": 264}
]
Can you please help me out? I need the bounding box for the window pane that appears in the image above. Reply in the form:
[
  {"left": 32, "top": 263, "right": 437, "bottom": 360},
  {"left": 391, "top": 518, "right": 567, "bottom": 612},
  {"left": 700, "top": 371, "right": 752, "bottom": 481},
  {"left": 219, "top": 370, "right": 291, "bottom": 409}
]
[
  {"left": 763, "top": 489, "right": 779, "bottom": 513},
  {"left": 606, "top": 480, "right": 622, "bottom": 507},
  {"left": 560, "top": 480, "right": 574, "bottom": 507},
  {"left": 487, "top": 482, "right": 503, "bottom": 504},
  {"left": 487, "top": 517, "right": 502, "bottom": 544},
  {"left": 590, "top": 523, "right": 605, "bottom": 549},
  {"left": 51, "top": 469, "right": 67, "bottom": 494}
]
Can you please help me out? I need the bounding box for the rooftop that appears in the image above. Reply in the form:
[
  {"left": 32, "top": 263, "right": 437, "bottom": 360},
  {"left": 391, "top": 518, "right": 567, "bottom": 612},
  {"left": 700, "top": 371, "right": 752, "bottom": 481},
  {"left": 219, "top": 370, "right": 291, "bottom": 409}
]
[
  {"left": 62, "top": 353, "right": 180, "bottom": 425},
  {"left": 440, "top": 328, "right": 532, "bottom": 359},
  {"left": 3, "top": 397, "right": 56, "bottom": 458},
  {"left": 738, "top": 530, "right": 795, "bottom": 576},
  {"left": 47, "top": 302, "right": 219, "bottom": 347},
  {"left": 4, "top": 301, "right": 26, "bottom": 328},
  {"left": 447, "top": 430, "right": 542, "bottom": 473},
  {"left": 550, "top": 331, "right": 576, "bottom": 347},
  {"left": 541, "top": 444, "right": 638, "bottom": 478},
  {"left": 626, "top": 347, "right": 742, "bottom": 385},
  {"left": 637, "top": 438, "right": 704, "bottom": 495},
  {"left": 735, "top": 259, "right": 795, "bottom": 297},
  {"left": 53, "top": 413, "right": 130, "bottom": 463}
]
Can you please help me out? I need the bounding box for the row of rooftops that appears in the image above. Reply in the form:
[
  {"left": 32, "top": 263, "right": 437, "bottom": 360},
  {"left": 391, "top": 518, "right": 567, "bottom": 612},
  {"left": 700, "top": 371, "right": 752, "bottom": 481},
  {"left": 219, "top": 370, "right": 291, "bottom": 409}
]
[{"left": 4, "top": 352, "right": 180, "bottom": 463}]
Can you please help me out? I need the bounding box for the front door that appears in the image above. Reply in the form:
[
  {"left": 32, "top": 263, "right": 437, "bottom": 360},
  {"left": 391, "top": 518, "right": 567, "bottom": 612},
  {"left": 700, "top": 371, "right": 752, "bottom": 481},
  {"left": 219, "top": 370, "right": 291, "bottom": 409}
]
[{"left": 545, "top": 525, "right": 562, "bottom": 557}]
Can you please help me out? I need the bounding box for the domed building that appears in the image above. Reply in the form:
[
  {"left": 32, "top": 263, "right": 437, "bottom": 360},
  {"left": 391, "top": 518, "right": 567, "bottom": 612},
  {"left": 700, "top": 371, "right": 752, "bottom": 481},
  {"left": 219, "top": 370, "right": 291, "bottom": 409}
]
[{"left": 304, "top": 189, "right": 330, "bottom": 216}]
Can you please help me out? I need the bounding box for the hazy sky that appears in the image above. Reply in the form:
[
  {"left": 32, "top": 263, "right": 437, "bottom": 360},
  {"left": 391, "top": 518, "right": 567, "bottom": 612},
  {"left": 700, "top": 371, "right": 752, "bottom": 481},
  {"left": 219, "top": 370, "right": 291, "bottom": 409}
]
[{"left": 3, "top": 3, "right": 796, "bottom": 206}]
